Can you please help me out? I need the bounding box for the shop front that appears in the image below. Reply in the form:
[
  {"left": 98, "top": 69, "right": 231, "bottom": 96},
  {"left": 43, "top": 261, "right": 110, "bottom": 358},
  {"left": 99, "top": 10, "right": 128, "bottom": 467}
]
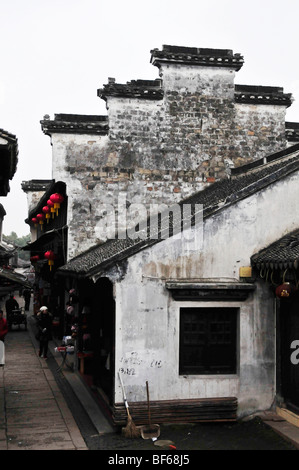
[
  {"left": 251, "top": 228, "right": 299, "bottom": 424},
  {"left": 61, "top": 276, "right": 116, "bottom": 408}
]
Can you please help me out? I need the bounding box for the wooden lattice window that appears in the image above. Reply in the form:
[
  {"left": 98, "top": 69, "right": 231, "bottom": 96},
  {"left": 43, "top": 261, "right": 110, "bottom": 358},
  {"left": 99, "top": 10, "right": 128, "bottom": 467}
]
[{"left": 179, "top": 307, "right": 238, "bottom": 375}]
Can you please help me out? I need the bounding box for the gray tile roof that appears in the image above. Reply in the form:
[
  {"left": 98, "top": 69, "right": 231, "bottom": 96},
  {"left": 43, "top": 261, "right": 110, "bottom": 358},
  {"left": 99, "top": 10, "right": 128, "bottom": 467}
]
[
  {"left": 150, "top": 45, "right": 244, "bottom": 71},
  {"left": 251, "top": 229, "right": 299, "bottom": 270},
  {"left": 0, "top": 267, "right": 31, "bottom": 287},
  {"left": 234, "top": 85, "right": 292, "bottom": 107},
  {"left": 98, "top": 79, "right": 163, "bottom": 101},
  {"left": 58, "top": 143, "right": 299, "bottom": 278},
  {"left": 40, "top": 114, "right": 109, "bottom": 136}
]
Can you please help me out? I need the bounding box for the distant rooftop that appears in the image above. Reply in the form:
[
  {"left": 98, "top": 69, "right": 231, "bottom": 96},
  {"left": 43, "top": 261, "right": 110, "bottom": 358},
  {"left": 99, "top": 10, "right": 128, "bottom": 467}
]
[
  {"left": 98, "top": 79, "right": 163, "bottom": 101},
  {"left": 150, "top": 45, "right": 244, "bottom": 71},
  {"left": 40, "top": 114, "right": 109, "bottom": 136},
  {"left": 21, "top": 179, "right": 53, "bottom": 192},
  {"left": 235, "top": 85, "right": 292, "bottom": 107}
]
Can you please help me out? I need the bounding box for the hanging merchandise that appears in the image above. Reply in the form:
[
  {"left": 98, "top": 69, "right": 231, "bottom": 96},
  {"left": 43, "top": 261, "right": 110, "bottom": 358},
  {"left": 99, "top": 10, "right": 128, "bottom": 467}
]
[
  {"left": 36, "top": 213, "right": 45, "bottom": 230},
  {"left": 66, "top": 305, "right": 74, "bottom": 316},
  {"left": 44, "top": 250, "right": 56, "bottom": 271},
  {"left": 42, "top": 205, "right": 51, "bottom": 223},
  {"left": 69, "top": 288, "right": 79, "bottom": 304},
  {"left": 47, "top": 199, "right": 55, "bottom": 218},
  {"left": 71, "top": 323, "right": 78, "bottom": 338},
  {"left": 50, "top": 193, "right": 64, "bottom": 216}
]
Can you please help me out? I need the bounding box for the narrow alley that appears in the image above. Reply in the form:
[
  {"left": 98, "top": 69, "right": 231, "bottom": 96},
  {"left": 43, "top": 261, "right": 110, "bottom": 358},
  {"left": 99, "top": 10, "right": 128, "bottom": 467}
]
[
  {"left": 0, "top": 293, "right": 299, "bottom": 453},
  {"left": 0, "top": 297, "right": 88, "bottom": 450}
]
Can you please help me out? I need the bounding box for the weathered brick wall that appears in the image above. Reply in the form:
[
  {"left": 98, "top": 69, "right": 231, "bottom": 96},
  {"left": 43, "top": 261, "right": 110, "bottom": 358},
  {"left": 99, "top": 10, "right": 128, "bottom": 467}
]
[
  {"left": 234, "top": 103, "right": 287, "bottom": 165},
  {"left": 158, "top": 65, "right": 236, "bottom": 181},
  {"left": 46, "top": 48, "right": 292, "bottom": 259},
  {"left": 51, "top": 131, "right": 205, "bottom": 258},
  {"left": 104, "top": 65, "right": 289, "bottom": 183}
]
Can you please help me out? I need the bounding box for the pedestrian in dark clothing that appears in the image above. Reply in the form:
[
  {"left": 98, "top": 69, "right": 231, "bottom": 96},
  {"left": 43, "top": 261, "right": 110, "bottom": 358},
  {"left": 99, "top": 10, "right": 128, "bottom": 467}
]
[
  {"left": 23, "top": 288, "right": 31, "bottom": 311},
  {"left": 5, "top": 294, "right": 19, "bottom": 314},
  {"left": 37, "top": 306, "right": 53, "bottom": 359},
  {"left": 5, "top": 294, "right": 19, "bottom": 320}
]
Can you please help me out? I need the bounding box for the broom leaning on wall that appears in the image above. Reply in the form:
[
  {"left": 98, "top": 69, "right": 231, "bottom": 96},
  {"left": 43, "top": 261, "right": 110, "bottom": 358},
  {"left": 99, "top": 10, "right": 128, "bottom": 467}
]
[{"left": 118, "top": 372, "right": 140, "bottom": 438}]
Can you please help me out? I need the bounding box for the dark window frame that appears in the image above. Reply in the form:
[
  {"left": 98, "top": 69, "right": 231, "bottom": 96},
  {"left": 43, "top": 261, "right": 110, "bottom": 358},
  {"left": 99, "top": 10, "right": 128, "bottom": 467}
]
[{"left": 179, "top": 307, "right": 238, "bottom": 375}]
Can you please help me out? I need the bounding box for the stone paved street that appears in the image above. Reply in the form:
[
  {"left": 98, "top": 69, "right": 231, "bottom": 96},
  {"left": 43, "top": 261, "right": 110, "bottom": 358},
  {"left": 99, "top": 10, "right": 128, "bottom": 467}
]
[{"left": 0, "top": 327, "right": 87, "bottom": 450}]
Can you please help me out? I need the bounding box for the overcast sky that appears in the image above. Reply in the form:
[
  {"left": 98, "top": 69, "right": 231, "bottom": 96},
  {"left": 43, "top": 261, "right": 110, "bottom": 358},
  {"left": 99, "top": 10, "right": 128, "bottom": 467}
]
[{"left": 1, "top": 0, "right": 299, "bottom": 236}]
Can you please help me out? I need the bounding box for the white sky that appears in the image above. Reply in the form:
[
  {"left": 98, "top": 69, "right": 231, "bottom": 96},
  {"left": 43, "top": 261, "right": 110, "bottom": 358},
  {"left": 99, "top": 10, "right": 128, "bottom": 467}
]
[{"left": 1, "top": 0, "right": 299, "bottom": 236}]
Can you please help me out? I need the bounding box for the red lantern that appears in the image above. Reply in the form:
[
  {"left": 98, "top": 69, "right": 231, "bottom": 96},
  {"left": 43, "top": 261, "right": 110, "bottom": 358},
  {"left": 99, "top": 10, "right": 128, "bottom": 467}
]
[
  {"left": 36, "top": 213, "right": 45, "bottom": 230},
  {"left": 30, "top": 255, "right": 40, "bottom": 263},
  {"left": 44, "top": 250, "right": 56, "bottom": 271},
  {"left": 50, "top": 193, "right": 64, "bottom": 216},
  {"left": 275, "top": 282, "right": 295, "bottom": 299},
  {"left": 31, "top": 217, "right": 38, "bottom": 227},
  {"left": 47, "top": 199, "right": 55, "bottom": 218},
  {"left": 42, "top": 205, "right": 51, "bottom": 223}
]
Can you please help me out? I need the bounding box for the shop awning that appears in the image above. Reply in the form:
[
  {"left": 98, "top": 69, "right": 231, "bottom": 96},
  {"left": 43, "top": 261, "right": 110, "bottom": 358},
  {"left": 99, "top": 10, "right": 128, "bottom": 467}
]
[
  {"left": 22, "top": 227, "right": 67, "bottom": 251},
  {"left": 0, "top": 268, "right": 30, "bottom": 286}
]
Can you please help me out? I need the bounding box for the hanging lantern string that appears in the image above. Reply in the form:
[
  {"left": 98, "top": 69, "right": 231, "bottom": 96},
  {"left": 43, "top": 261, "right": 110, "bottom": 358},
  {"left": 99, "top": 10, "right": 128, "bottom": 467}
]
[
  {"left": 49, "top": 193, "right": 64, "bottom": 216},
  {"left": 44, "top": 250, "right": 56, "bottom": 271},
  {"left": 282, "top": 268, "right": 288, "bottom": 284},
  {"left": 260, "top": 267, "right": 266, "bottom": 279},
  {"left": 271, "top": 270, "right": 279, "bottom": 287},
  {"left": 36, "top": 213, "right": 45, "bottom": 231},
  {"left": 42, "top": 206, "right": 51, "bottom": 223},
  {"left": 47, "top": 199, "right": 55, "bottom": 218},
  {"left": 259, "top": 267, "right": 269, "bottom": 282}
]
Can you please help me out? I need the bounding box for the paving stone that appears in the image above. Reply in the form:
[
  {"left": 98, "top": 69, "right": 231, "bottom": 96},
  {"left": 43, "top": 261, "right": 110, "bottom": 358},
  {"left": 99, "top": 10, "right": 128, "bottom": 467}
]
[
  {"left": 1, "top": 320, "right": 88, "bottom": 450},
  {"left": 7, "top": 432, "right": 76, "bottom": 450}
]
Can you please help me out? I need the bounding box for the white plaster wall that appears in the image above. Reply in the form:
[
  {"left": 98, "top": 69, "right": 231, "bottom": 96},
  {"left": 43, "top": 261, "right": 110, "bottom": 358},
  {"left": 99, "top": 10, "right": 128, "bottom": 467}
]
[
  {"left": 25, "top": 190, "right": 49, "bottom": 242},
  {"left": 26, "top": 190, "right": 49, "bottom": 214},
  {"left": 113, "top": 170, "right": 299, "bottom": 415},
  {"left": 51, "top": 133, "right": 109, "bottom": 260},
  {"left": 51, "top": 133, "right": 109, "bottom": 181},
  {"left": 138, "top": 171, "right": 299, "bottom": 281},
  {"left": 114, "top": 263, "right": 274, "bottom": 416},
  {"left": 160, "top": 64, "right": 236, "bottom": 98}
]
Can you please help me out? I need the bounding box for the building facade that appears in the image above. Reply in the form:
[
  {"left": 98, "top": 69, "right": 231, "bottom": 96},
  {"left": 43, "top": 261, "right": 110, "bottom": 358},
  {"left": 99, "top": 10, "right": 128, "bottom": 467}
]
[
  {"left": 23, "top": 45, "right": 299, "bottom": 424},
  {"left": 40, "top": 46, "right": 294, "bottom": 260}
]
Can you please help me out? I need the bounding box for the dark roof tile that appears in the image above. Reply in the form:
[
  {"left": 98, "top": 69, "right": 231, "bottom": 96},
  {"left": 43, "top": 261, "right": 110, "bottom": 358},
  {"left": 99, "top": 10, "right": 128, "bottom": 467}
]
[
  {"left": 251, "top": 229, "right": 299, "bottom": 270},
  {"left": 40, "top": 114, "right": 109, "bottom": 136},
  {"left": 150, "top": 45, "right": 244, "bottom": 71}
]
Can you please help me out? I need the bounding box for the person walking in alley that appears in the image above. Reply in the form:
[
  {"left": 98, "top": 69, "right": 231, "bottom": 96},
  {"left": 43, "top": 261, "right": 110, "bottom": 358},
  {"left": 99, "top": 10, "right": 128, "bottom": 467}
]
[
  {"left": 37, "top": 306, "right": 53, "bottom": 359},
  {"left": 0, "top": 310, "right": 8, "bottom": 366},
  {"left": 22, "top": 288, "right": 31, "bottom": 311},
  {"left": 5, "top": 294, "right": 19, "bottom": 331},
  {"left": 5, "top": 294, "right": 19, "bottom": 317}
]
